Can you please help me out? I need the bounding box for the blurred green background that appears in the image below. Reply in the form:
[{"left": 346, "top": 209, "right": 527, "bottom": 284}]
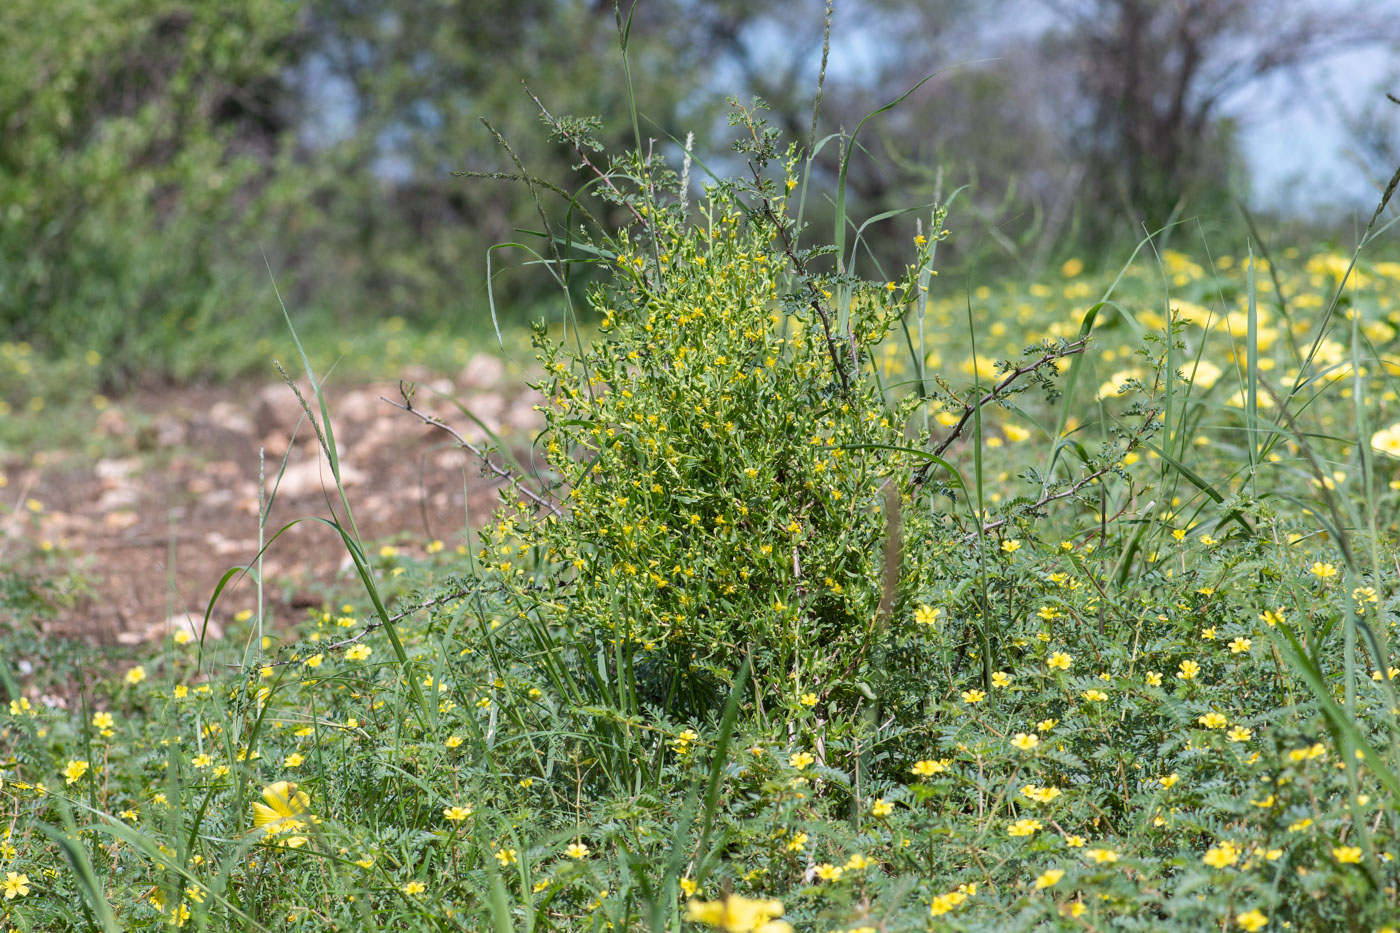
[{"left": 2, "top": 0, "right": 1397, "bottom": 391}]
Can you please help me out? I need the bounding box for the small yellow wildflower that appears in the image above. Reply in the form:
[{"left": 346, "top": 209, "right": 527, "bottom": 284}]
[
  {"left": 914, "top": 605, "right": 941, "bottom": 626},
  {"left": 1008, "top": 818, "right": 1042, "bottom": 837},
  {"left": 684, "top": 893, "right": 792, "bottom": 933},
  {"left": 3, "top": 872, "right": 31, "bottom": 899},
  {"left": 1236, "top": 909, "right": 1268, "bottom": 932},
  {"left": 1332, "top": 845, "right": 1363, "bottom": 864}
]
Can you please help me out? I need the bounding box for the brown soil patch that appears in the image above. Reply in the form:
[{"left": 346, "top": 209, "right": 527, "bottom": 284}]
[{"left": 0, "top": 357, "right": 541, "bottom": 646}]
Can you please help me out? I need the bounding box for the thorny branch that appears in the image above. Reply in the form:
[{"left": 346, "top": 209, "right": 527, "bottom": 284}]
[
  {"left": 915, "top": 338, "right": 1089, "bottom": 483},
  {"left": 382, "top": 387, "right": 563, "bottom": 518},
  {"left": 256, "top": 587, "right": 473, "bottom": 667}
]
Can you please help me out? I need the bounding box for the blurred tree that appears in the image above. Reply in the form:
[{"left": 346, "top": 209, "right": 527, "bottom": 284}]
[{"left": 1039, "top": 0, "right": 1400, "bottom": 237}]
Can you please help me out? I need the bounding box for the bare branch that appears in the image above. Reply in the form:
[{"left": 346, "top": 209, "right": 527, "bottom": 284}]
[{"left": 382, "top": 389, "right": 563, "bottom": 518}]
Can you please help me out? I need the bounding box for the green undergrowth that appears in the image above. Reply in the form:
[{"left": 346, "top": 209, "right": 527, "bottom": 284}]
[{"left": 4, "top": 88, "right": 1400, "bottom": 933}]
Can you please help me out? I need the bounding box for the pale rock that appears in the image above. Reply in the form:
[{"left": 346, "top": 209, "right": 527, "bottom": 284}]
[
  {"left": 275, "top": 458, "right": 367, "bottom": 498},
  {"left": 94, "top": 458, "right": 141, "bottom": 485},
  {"left": 153, "top": 414, "right": 188, "bottom": 447},
  {"left": 102, "top": 511, "right": 140, "bottom": 533},
  {"left": 207, "top": 400, "right": 254, "bottom": 436},
  {"left": 459, "top": 353, "right": 505, "bottom": 389},
  {"left": 254, "top": 383, "right": 308, "bottom": 437},
  {"left": 97, "top": 485, "right": 141, "bottom": 511},
  {"left": 117, "top": 611, "right": 224, "bottom": 646}
]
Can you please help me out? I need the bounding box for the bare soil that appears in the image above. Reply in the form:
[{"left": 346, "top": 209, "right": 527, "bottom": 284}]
[{"left": 0, "top": 356, "right": 538, "bottom": 646}]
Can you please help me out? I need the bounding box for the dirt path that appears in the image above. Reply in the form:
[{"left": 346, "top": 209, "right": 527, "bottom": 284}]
[{"left": 0, "top": 356, "right": 539, "bottom": 646}]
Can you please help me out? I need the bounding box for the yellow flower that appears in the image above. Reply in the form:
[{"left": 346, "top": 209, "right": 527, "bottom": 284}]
[
  {"left": 445, "top": 735, "right": 463, "bottom": 749},
  {"left": 1227, "top": 726, "right": 1253, "bottom": 742},
  {"left": 1033, "top": 868, "right": 1064, "bottom": 890},
  {"left": 799, "top": 692, "right": 818, "bottom": 707},
  {"left": 1047, "top": 652, "right": 1073, "bottom": 671},
  {"left": 1176, "top": 659, "right": 1200, "bottom": 680},
  {"left": 1145, "top": 671, "right": 1163, "bottom": 686},
  {"left": 1332, "top": 845, "right": 1363, "bottom": 864},
  {"left": 1236, "top": 909, "right": 1268, "bottom": 932},
  {"left": 1372, "top": 423, "right": 1400, "bottom": 457},
  {"left": 914, "top": 604, "right": 941, "bottom": 626},
  {"left": 991, "top": 671, "right": 1013, "bottom": 689},
  {"left": 1065, "top": 835, "right": 1086, "bottom": 847},
  {"left": 125, "top": 665, "right": 147, "bottom": 685},
  {"left": 1061, "top": 257, "right": 1084, "bottom": 277},
  {"left": 680, "top": 878, "right": 698, "bottom": 896},
  {"left": 443, "top": 806, "right": 473, "bottom": 822},
  {"left": 1197, "top": 712, "right": 1228, "bottom": 729},
  {"left": 2, "top": 871, "right": 31, "bottom": 899},
  {"left": 788, "top": 751, "right": 815, "bottom": 770},
  {"left": 1158, "top": 773, "right": 1178, "bottom": 789},
  {"left": 674, "top": 728, "right": 699, "bottom": 752},
  {"left": 1081, "top": 689, "right": 1108, "bottom": 702},
  {"left": 250, "top": 781, "right": 310, "bottom": 836},
  {"left": 1287, "top": 743, "right": 1327, "bottom": 762},
  {"left": 1001, "top": 539, "right": 1021, "bottom": 553},
  {"left": 1260, "top": 609, "right": 1285, "bottom": 627},
  {"left": 345, "top": 644, "right": 372, "bottom": 661},
  {"left": 1008, "top": 818, "right": 1042, "bottom": 837},
  {"left": 402, "top": 880, "right": 425, "bottom": 896},
  {"left": 92, "top": 711, "right": 115, "bottom": 730},
  {"left": 1309, "top": 562, "right": 1338, "bottom": 580},
  {"left": 303, "top": 654, "right": 324, "bottom": 669},
  {"left": 1085, "top": 848, "right": 1118, "bottom": 863},
  {"left": 1010, "top": 732, "right": 1040, "bottom": 752},
  {"left": 1036, "top": 717, "right": 1059, "bottom": 732},
  {"left": 1021, "top": 784, "right": 1062, "bottom": 803},
  {"left": 566, "top": 842, "right": 591, "bottom": 859},
  {"left": 495, "top": 848, "right": 518, "bottom": 866},
  {"left": 871, "top": 798, "right": 894, "bottom": 817},
  {"left": 62, "top": 759, "right": 90, "bottom": 785},
  {"left": 912, "top": 759, "right": 948, "bottom": 776},
  {"left": 1203, "top": 841, "right": 1240, "bottom": 868},
  {"left": 814, "top": 863, "right": 843, "bottom": 881},
  {"left": 961, "top": 689, "right": 986, "bottom": 704},
  {"left": 684, "top": 894, "right": 792, "bottom": 933},
  {"left": 1228, "top": 636, "right": 1252, "bottom": 654},
  {"left": 844, "top": 853, "right": 872, "bottom": 871},
  {"left": 929, "top": 890, "right": 969, "bottom": 916}
]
